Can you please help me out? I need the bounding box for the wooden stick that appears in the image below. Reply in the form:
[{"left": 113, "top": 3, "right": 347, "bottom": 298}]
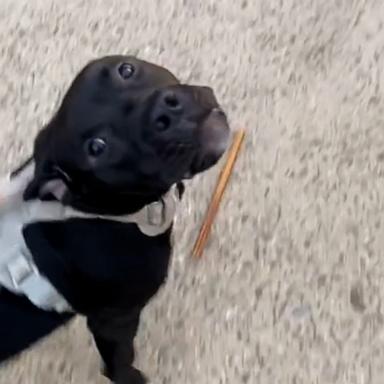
[{"left": 192, "top": 129, "right": 246, "bottom": 259}]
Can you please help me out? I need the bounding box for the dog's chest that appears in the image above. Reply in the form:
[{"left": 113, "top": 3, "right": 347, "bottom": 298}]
[
  {"left": 24, "top": 219, "right": 173, "bottom": 312},
  {"left": 0, "top": 200, "right": 173, "bottom": 313},
  {"left": 0, "top": 162, "right": 175, "bottom": 313}
]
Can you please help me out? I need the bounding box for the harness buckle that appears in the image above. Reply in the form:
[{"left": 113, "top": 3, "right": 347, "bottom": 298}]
[
  {"left": 146, "top": 199, "right": 166, "bottom": 226},
  {"left": 7, "top": 252, "right": 37, "bottom": 289}
]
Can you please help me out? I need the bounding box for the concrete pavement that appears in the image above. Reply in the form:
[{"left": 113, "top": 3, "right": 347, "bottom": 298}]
[{"left": 0, "top": 1, "right": 384, "bottom": 383}]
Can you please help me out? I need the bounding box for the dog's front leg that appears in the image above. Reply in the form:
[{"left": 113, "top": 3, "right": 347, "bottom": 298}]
[{"left": 87, "top": 308, "right": 147, "bottom": 384}]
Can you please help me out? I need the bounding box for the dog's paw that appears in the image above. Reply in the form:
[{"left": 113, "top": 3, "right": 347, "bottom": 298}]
[{"left": 114, "top": 367, "right": 147, "bottom": 384}]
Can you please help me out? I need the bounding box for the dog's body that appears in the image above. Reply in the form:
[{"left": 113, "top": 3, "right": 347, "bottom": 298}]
[
  {"left": 0, "top": 56, "right": 229, "bottom": 383},
  {"left": 0, "top": 169, "right": 174, "bottom": 383}
]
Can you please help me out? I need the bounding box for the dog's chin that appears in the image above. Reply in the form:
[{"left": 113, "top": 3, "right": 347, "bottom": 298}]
[
  {"left": 184, "top": 111, "right": 230, "bottom": 178},
  {"left": 185, "top": 151, "right": 225, "bottom": 179}
]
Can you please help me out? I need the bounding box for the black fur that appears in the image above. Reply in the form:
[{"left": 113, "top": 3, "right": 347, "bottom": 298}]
[{"left": 0, "top": 55, "right": 229, "bottom": 383}]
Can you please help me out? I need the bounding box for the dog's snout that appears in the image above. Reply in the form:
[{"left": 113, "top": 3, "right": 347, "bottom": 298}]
[
  {"left": 163, "top": 91, "right": 182, "bottom": 110},
  {"left": 151, "top": 89, "right": 185, "bottom": 132},
  {"left": 151, "top": 85, "right": 222, "bottom": 133}
]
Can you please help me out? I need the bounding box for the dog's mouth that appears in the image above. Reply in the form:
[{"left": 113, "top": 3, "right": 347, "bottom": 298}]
[
  {"left": 147, "top": 85, "right": 230, "bottom": 178},
  {"left": 195, "top": 107, "right": 230, "bottom": 170},
  {"left": 180, "top": 108, "right": 230, "bottom": 178}
]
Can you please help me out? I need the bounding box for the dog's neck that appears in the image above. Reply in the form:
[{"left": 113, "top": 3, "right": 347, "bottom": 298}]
[
  {"left": 67, "top": 182, "right": 183, "bottom": 215},
  {"left": 61, "top": 180, "right": 186, "bottom": 216},
  {"left": 18, "top": 159, "right": 184, "bottom": 216},
  {"left": 64, "top": 190, "right": 168, "bottom": 216}
]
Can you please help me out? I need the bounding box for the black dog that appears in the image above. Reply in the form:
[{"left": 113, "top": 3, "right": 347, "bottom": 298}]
[{"left": 0, "top": 55, "right": 229, "bottom": 383}]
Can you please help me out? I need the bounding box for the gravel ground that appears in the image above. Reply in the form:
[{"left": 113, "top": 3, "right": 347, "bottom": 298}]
[{"left": 1, "top": 0, "right": 384, "bottom": 383}]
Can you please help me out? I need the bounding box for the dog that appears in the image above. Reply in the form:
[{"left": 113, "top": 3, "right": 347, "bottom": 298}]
[{"left": 0, "top": 55, "right": 230, "bottom": 383}]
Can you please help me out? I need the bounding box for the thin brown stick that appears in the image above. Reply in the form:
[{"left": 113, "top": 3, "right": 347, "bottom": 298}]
[{"left": 192, "top": 129, "right": 246, "bottom": 259}]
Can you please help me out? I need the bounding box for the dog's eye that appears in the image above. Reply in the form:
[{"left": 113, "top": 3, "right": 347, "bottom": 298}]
[
  {"left": 118, "top": 63, "right": 135, "bottom": 79},
  {"left": 86, "top": 138, "right": 107, "bottom": 157}
]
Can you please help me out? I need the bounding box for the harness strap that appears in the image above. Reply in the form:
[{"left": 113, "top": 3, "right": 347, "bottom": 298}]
[
  {"left": 5, "top": 251, "right": 71, "bottom": 312},
  {"left": 23, "top": 187, "right": 178, "bottom": 236},
  {"left": 0, "top": 161, "right": 179, "bottom": 313}
]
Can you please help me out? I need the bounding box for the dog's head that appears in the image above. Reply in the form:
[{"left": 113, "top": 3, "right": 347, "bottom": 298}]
[{"left": 26, "top": 55, "right": 230, "bottom": 214}]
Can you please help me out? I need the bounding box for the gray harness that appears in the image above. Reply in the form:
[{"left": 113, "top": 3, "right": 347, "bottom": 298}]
[{"left": 0, "top": 163, "right": 178, "bottom": 313}]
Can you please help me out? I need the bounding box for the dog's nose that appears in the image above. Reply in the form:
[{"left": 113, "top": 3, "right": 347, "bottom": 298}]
[
  {"left": 162, "top": 90, "right": 183, "bottom": 111},
  {"left": 160, "top": 86, "right": 216, "bottom": 112},
  {"left": 151, "top": 86, "right": 219, "bottom": 132},
  {"left": 151, "top": 89, "right": 185, "bottom": 132}
]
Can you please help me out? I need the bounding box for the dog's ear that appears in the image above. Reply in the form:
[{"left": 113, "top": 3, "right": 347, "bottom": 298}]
[
  {"left": 11, "top": 157, "right": 34, "bottom": 179},
  {"left": 24, "top": 167, "right": 69, "bottom": 201},
  {"left": 23, "top": 125, "right": 70, "bottom": 202},
  {"left": 25, "top": 177, "right": 68, "bottom": 201}
]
